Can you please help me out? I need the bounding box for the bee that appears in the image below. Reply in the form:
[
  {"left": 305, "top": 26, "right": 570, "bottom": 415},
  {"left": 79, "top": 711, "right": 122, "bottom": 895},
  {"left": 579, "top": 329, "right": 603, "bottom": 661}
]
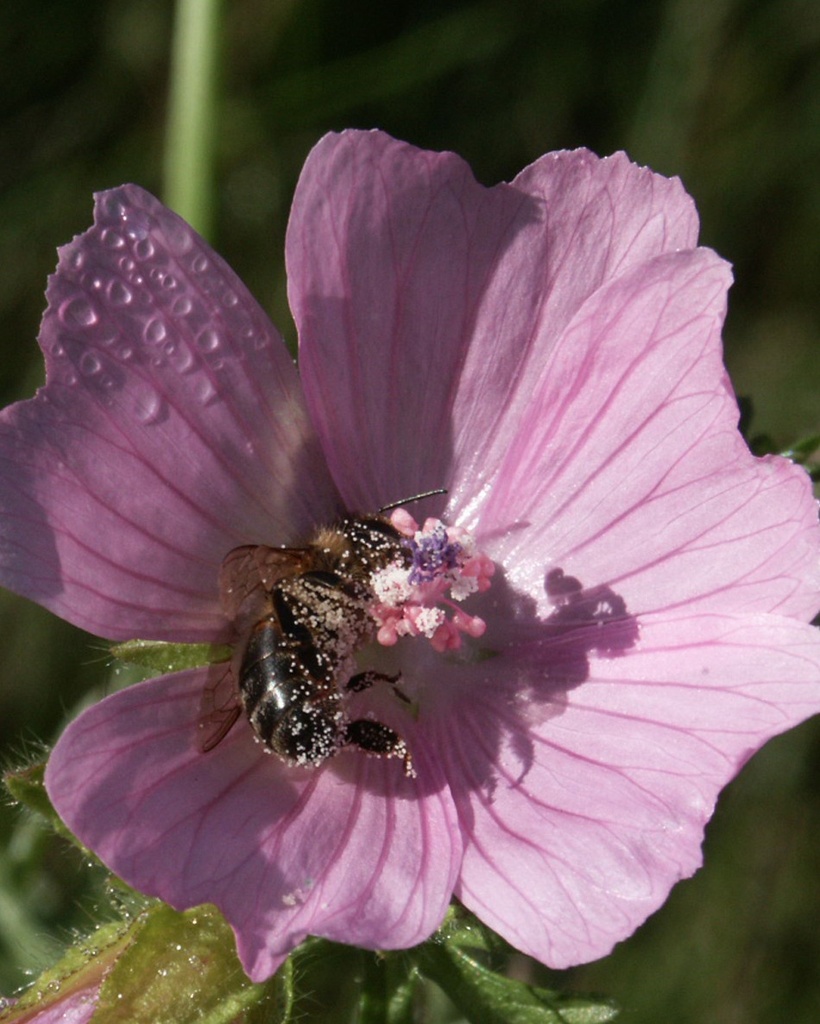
[{"left": 200, "top": 503, "right": 437, "bottom": 775}]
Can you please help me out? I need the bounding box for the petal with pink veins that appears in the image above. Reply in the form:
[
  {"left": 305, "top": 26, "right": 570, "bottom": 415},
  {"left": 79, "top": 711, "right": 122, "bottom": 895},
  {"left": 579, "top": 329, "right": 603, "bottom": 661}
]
[
  {"left": 477, "top": 247, "right": 820, "bottom": 622},
  {"left": 44, "top": 668, "right": 462, "bottom": 982},
  {"left": 0, "top": 185, "right": 337, "bottom": 642},
  {"left": 2, "top": 131, "right": 818, "bottom": 984},
  {"left": 288, "top": 132, "right": 698, "bottom": 514},
  {"left": 444, "top": 612, "right": 820, "bottom": 967},
  {"left": 10, "top": 988, "right": 99, "bottom": 1024}
]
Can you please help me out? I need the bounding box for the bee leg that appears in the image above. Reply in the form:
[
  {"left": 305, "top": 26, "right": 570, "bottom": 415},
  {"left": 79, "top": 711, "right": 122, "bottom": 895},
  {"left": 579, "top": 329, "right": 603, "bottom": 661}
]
[
  {"left": 346, "top": 670, "right": 399, "bottom": 693},
  {"left": 344, "top": 719, "right": 415, "bottom": 778},
  {"left": 346, "top": 671, "right": 412, "bottom": 706}
]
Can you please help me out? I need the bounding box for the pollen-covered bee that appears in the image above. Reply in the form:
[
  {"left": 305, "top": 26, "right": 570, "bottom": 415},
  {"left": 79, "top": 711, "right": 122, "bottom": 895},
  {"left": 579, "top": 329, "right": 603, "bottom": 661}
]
[{"left": 201, "top": 512, "right": 416, "bottom": 773}]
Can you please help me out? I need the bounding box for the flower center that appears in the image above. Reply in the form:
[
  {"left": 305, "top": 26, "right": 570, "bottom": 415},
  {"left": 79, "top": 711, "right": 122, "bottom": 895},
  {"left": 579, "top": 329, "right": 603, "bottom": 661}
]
[{"left": 368, "top": 509, "right": 495, "bottom": 654}]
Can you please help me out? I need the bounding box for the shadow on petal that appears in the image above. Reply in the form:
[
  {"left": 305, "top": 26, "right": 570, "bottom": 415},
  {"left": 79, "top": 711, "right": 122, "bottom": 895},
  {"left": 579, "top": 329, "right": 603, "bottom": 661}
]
[{"left": 415, "top": 562, "right": 640, "bottom": 797}]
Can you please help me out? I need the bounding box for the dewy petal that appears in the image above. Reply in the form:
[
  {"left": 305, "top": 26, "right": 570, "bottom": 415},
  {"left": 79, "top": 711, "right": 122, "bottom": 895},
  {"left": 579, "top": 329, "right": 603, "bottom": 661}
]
[
  {"left": 480, "top": 246, "right": 820, "bottom": 621},
  {"left": 14, "top": 988, "right": 99, "bottom": 1024},
  {"left": 287, "top": 131, "right": 698, "bottom": 512},
  {"left": 44, "top": 669, "right": 461, "bottom": 982},
  {"left": 0, "top": 186, "right": 337, "bottom": 641},
  {"left": 444, "top": 612, "right": 820, "bottom": 967}
]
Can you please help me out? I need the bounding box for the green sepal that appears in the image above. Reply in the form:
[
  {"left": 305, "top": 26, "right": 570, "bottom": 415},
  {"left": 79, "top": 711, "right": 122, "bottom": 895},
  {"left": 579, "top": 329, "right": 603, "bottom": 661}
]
[
  {"left": 781, "top": 433, "right": 820, "bottom": 482},
  {"left": 416, "top": 908, "right": 619, "bottom": 1024},
  {"left": 92, "top": 903, "right": 271, "bottom": 1024},
  {"left": 246, "top": 954, "right": 294, "bottom": 1024},
  {"left": 109, "top": 639, "right": 231, "bottom": 675},
  {"left": 382, "top": 959, "right": 418, "bottom": 1024},
  {"left": 358, "top": 950, "right": 419, "bottom": 1024},
  {"left": 4, "top": 762, "right": 57, "bottom": 827},
  {"left": 0, "top": 902, "right": 286, "bottom": 1024},
  {"left": 3, "top": 760, "right": 93, "bottom": 856},
  {"left": 0, "top": 917, "right": 138, "bottom": 1023},
  {"left": 736, "top": 395, "right": 775, "bottom": 456},
  {"left": 739, "top": 396, "right": 820, "bottom": 481}
]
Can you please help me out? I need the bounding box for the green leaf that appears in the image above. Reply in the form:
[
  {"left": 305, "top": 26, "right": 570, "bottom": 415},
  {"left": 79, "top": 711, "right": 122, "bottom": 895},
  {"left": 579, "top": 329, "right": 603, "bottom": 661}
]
[
  {"left": 93, "top": 903, "right": 269, "bottom": 1024},
  {"left": 416, "top": 910, "right": 619, "bottom": 1024},
  {"left": 109, "top": 639, "right": 231, "bottom": 675}
]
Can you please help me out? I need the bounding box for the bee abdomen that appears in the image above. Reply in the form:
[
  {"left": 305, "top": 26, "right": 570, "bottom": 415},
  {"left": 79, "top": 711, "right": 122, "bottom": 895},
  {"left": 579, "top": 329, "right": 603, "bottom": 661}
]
[
  {"left": 259, "top": 698, "right": 342, "bottom": 765},
  {"left": 238, "top": 617, "right": 342, "bottom": 764}
]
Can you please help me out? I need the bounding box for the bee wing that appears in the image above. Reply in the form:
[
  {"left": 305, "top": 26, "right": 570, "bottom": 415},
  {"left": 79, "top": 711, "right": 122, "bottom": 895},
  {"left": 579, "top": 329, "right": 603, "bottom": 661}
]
[
  {"left": 219, "top": 544, "right": 313, "bottom": 621},
  {"left": 198, "top": 663, "right": 242, "bottom": 752}
]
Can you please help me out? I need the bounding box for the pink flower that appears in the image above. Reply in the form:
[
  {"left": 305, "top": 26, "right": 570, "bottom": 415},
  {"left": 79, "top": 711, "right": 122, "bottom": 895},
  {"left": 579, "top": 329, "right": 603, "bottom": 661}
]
[
  {"left": 0, "top": 987, "right": 99, "bottom": 1024},
  {"left": 0, "top": 988, "right": 98, "bottom": 1024},
  {"left": 2, "top": 130, "right": 819, "bottom": 981}
]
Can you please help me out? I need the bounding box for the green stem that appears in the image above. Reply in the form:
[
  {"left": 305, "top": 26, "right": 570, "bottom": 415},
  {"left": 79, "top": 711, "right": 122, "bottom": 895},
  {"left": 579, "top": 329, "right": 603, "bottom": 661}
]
[
  {"left": 163, "top": 0, "right": 222, "bottom": 238},
  {"left": 359, "top": 951, "right": 388, "bottom": 1024},
  {"left": 358, "top": 951, "right": 418, "bottom": 1024}
]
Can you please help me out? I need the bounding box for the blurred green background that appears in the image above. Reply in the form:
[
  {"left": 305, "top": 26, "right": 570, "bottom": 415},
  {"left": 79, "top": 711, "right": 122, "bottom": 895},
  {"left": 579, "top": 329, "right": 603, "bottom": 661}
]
[{"left": 0, "top": 0, "right": 818, "bottom": 1020}]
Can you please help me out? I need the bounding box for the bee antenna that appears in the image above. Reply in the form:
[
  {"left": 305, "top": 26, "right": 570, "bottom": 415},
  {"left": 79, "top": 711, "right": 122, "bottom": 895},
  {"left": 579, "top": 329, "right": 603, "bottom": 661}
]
[{"left": 379, "top": 488, "right": 447, "bottom": 513}]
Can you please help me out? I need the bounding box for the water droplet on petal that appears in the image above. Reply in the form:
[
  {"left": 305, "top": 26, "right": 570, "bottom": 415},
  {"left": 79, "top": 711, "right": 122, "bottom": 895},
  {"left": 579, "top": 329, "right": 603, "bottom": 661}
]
[
  {"left": 171, "top": 295, "right": 192, "bottom": 317},
  {"left": 144, "top": 318, "right": 166, "bottom": 344},
  {"left": 101, "top": 228, "right": 126, "bottom": 249},
  {"left": 79, "top": 352, "right": 102, "bottom": 376},
  {"left": 191, "top": 254, "right": 209, "bottom": 274},
  {"left": 133, "top": 237, "right": 155, "bottom": 261},
  {"left": 68, "top": 250, "right": 85, "bottom": 271},
  {"left": 133, "top": 388, "right": 164, "bottom": 424},
  {"left": 195, "top": 378, "right": 217, "bottom": 406},
  {"left": 60, "top": 297, "right": 98, "bottom": 328},
  {"left": 222, "top": 289, "right": 238, "bottom": 307},
  {"left": 123, "top": 209, "right": 153, "bottom": 241},
  {"left": 164, "top": 220, "right": 194, "bottom": 254},
  {"left": 170, "top": 344, "right": 195, "bottom": 373},
  {"left": 108, "top": 280, "right": 132, "bottom": 305},
  {"left": 196, "top": 328, "right": 220, "bottom": 352},
  {"left": 100, "top": 195, "right": 127, "bottom": 220}
]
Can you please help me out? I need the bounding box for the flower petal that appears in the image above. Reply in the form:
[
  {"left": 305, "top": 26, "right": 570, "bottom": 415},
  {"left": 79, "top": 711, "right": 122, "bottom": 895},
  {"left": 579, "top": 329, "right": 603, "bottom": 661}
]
[
  {"left": 45, "top": 669, "right": 461, "bottom": 982},
  {"left": 17, "top": 989, "right": 98, "bottom": 1024},
  {"left": 0, "top": 186, "right": 336, "bottom": 641},
  {"left": 479, "top": 246, "right": 820, "bottom": 621},
  {"left": 287, "top": 131, "right": 697, "bottom": 512},
  {"left": 444, "top": 612, "right": 820, "bottom": 967}
]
